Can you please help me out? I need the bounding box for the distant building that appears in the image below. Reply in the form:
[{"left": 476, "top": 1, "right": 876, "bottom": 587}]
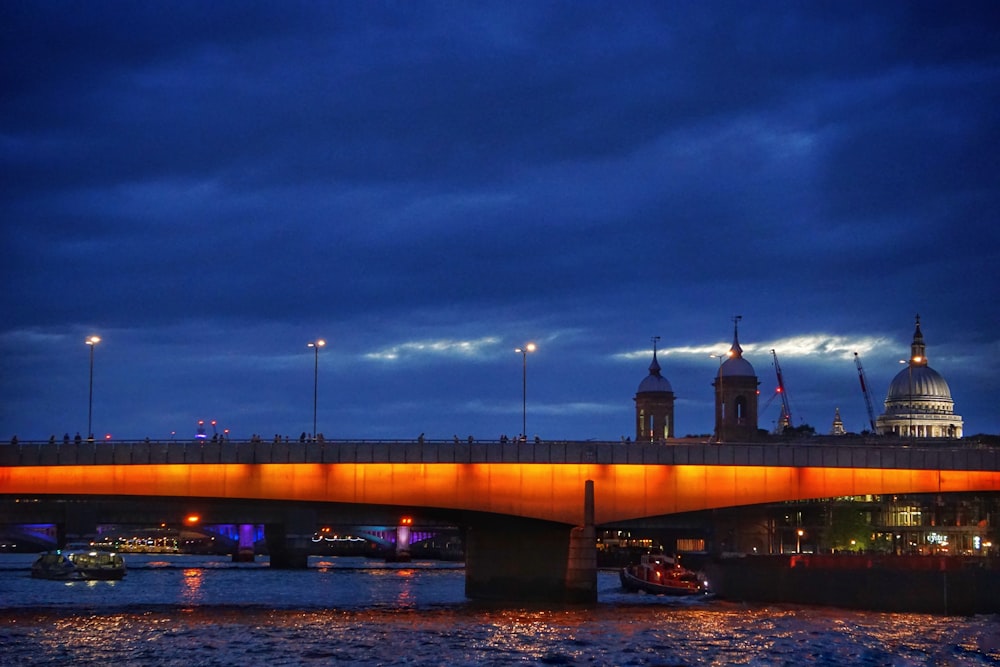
[
  {"left": 713, "top": 319, "right": 760, "bottom": 442},
  {"left": 876, "top": 315, "right": 963, "bottom": 439},
  {"left": 634, "top": 341, "right": 675, "bottom": 441}
]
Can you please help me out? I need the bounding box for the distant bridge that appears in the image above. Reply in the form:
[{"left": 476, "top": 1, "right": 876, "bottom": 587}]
[{"left": 3, "top": 438, "right": 999, "bottom": 602}]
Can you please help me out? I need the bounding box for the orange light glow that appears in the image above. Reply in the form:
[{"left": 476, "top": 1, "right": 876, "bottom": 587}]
[
  {"left": 185, "top": 514, "right": 200, "bottom": 524},
  {"left": 2, "top": 461, "right": 999, "bottom": 527}
]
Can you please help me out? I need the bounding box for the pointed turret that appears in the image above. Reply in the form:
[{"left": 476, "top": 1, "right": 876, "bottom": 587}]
[
  {"left": 648, "top": 348, "right": 662, "bottom": 378},
  {"left": 729, "top": 316, "right": 744, "bottom": 358},
  {"left": 911, "top": 314, "right": 928, "bottom": 366}
]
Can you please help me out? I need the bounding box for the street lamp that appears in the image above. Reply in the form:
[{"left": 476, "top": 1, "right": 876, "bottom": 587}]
[
  {"left": 899, "top": 355, "right": 920, "bottom": 444},
  {"left": 514, "top": 343, "right": 536, "bottom": 438},
  {"left": 85, "top": 336, "right": 101, "bottom": 439},
  {"left": 797, "top": 528, "right": 804, "bottom": 554},
  {"left": 711, "top": 352, "right": 731, "bottom": 443},
  {"left": 307, "top": 339, "right": 326, "bottom": 438}
]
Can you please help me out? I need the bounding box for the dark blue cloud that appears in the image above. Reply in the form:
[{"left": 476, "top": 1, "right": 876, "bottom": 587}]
[{"left": 2, "top": 2, "right": 998, "bottom": 441}]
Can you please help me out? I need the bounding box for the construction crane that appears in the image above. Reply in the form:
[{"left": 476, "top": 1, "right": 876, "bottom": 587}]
[
  {"left": 854, "top": 352, "right": 879, "bottom": 434},
  {"left": 770, "top": 349, "right": 793, "bottom": 432},
  {"left": 759, "top": 388, "right": 780, "bottom": 416}
]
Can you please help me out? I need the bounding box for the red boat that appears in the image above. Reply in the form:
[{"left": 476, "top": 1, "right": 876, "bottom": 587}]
[{"left": 620, "top": 554, "right": 707, "bottom": 596}]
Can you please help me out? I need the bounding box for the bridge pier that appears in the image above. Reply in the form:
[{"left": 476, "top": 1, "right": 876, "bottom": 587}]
[
  {"left": 232, "top": 523, "right": 257, "bottom": 562},
  {"left": 265, "top": 509, "right": 315, "bottom": 568},
  {"left": 62, "top": 502, "right": 98, "bottom": 547},
  {"left": 465, "top": 480, "right": 596, "bottom": 603},
  {"left": 393, "top": 519, "right": 412, "bottom": 561}
]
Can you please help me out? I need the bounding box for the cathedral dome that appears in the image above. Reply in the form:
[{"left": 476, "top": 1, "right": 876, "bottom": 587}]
[
  {"left": 876, "top": 315, "right": 963, "bottom": 439},
  {"left": 886, "top": 365, "right": 953, "bottom": 402}
]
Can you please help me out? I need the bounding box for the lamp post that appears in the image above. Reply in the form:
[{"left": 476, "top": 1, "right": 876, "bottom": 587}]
[
  {"left": 899, "top": 355, "right": 920, "bottom": 444},
  {"left": 307, "top": 339, "right": 326, "bottom": 438},
  {"left": 514, "top": 343, "right": 536, "bottom": 438},
  {"left": 85, "top": 336, "right": 101, "bottom": 439},
  {"left": 711, "top": 352, "right": 730, "bottom": 443},
  {"left": 797, "top": 528, "right": 804, "bottom": 554}
]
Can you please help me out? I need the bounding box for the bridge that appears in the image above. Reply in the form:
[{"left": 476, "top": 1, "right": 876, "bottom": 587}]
[{"left": 3, "top": 438, "right": 1000, "bottom": 601}]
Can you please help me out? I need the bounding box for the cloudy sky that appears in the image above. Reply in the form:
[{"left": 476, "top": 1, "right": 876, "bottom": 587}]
[{"left": 2, "top": 2, "right": 998, "bottom": 443}]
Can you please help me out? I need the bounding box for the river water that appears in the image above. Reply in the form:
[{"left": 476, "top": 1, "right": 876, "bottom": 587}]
[{"left": 1, "top": 553, "right": 998, "bottom": 666}]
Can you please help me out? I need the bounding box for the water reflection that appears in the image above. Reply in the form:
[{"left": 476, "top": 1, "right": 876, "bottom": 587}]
[
  {"left": 181, "top": 568, "right": 204, "bottom": 604},
  {"left": 62, "top": 579, "right": 120, "bottom": 590},
  {"left": 394, "top": 568, "right": 415, "bottom": 607},
  {"left": 3, "top": 557, "right": 999, "bottom": 666}
]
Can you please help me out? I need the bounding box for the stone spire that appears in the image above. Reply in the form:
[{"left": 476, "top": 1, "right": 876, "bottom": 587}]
[
  {"left": 730, "top": 315, "right": 744, "bottom": 358},
  {"left": 911, "top": 314, "right": 928, "bottom": 366},
  {"left": 648, "top": 335, "right": 662, "bottom": 377},
  {"left": 831, "top": 407, "right": 846, "bottom": 436}
]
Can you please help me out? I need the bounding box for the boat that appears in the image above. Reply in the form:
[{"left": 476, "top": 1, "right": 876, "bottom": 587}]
[
  {"left": 31, "top": 548, "right": 127, "bottom": 581},
  {"left": 620, "top": 553, "right": 707, "bottom": 596},
  {"left": 31, "top": 551, "right": 77, "bottom": 580}
]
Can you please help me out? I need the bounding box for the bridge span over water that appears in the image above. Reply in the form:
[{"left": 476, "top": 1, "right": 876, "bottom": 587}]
[
  {"left": 2, "top": 439, "right": 999, "bottom": 525},
  {"left": 3, "top": 438, "right": 999, "bottom": 602}
]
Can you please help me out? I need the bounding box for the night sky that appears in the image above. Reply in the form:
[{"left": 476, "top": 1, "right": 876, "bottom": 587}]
[{"left": 3, "top": 2, "right": 998, "bottom": 443}]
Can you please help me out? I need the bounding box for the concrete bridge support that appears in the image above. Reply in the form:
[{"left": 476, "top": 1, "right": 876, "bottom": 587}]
[
  {"left": 465, "top": 480, "right": 596, "bottom": 603},
  {"left": 233, "top": 523, "right": 257, "bottom": 562},
  {"left": 63, "top": 502, "right": 98, "bottom": 547},
  {"left": 395, "top": 519, "right": 412, "bottom": 560},
  {"left": 265, "top": 508, "right": 315, "bottom": 568}
]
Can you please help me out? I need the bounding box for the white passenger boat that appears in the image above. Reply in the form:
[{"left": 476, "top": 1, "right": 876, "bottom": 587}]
[{"left": 32, "top": 548, "right": 127, "bottom": 580}]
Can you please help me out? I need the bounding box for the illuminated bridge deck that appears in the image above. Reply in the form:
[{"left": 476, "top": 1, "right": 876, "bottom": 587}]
[
  {"left": 4, "top": 439, "right": 999, "bottom": 527},
  {"left": 3, "top": 438, "right": 997, "bottom": 471}
]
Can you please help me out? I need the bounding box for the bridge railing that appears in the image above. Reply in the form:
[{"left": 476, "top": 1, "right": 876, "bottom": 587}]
[{"left": 1, "top": 438, "right": 997, "bottom": 471}]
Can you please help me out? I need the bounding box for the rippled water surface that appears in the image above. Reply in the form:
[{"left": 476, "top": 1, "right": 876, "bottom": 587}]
[{"left": 2, "top": 554, "right": 998, "bottom": 666}]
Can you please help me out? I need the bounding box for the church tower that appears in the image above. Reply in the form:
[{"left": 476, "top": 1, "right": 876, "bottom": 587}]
[
  {"left": 634, "top": 337, "right": 675, "bottom": 442},
  {"left": 713, "top": 317, "right": 760, "bottom": 442}
]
